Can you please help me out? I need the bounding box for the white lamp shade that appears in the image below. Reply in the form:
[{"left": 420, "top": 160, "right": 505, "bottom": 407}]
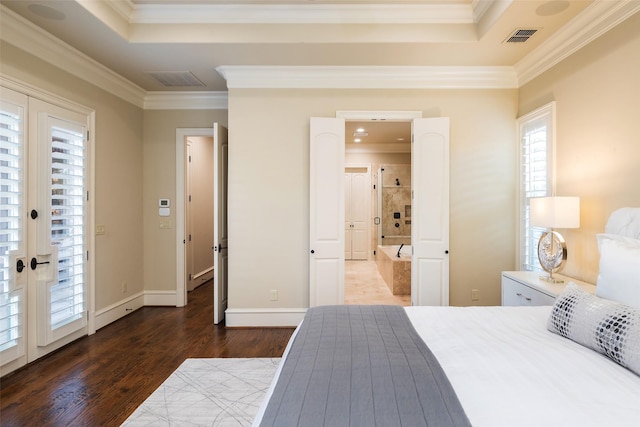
[{"left": 530, "top": 196, "right": 580, "bottom": 229}]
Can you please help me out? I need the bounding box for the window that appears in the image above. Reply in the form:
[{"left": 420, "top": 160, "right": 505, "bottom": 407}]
[{"left": 518, "top": 102, "right": 555, "bottom": 271}]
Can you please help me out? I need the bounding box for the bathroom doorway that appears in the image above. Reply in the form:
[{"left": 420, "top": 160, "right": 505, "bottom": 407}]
[
  {"left": 310, "top": 114, "right": 449, "bottom": 308},
  {"left": 343, "top": 121, "right": 412, "bottom": 306}
]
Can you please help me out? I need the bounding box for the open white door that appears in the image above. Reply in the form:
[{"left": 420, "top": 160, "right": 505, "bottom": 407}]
[
  {"left": 309, "top": 117, "right": 345, "bottom": 306},
  {"left": 213, "top": 123, "right": 228, "bottom": 324},
  {"left": 411, "top": 117, "right": 450, "bottom": 306}
]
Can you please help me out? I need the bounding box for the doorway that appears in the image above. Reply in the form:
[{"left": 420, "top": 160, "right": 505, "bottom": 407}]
[
  {"left": 175, "top": 125, "right": 228, "bottom": 324},
  {"left": 343, "top": 121, "right": 412, "bottom": 306},
  {"left": 310, "top": 113, "right": 449, "bottom": 308}
]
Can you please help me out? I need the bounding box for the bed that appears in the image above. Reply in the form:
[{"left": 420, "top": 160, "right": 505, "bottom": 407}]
[{"left": 253, "top": 208, "right": 640, "bottom": 427}]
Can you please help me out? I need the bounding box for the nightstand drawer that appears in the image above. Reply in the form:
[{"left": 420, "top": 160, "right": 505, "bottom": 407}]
[
  {"left": 502, "top": 278, "right": 555, "bottom": 306},
  {"left": 501, "top": 271, "right": 596, "bottom": 307}
]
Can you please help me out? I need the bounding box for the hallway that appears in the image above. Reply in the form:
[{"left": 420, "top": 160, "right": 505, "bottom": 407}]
[{"left": 344, "top": 260, "right": 411, "bottom": 306}]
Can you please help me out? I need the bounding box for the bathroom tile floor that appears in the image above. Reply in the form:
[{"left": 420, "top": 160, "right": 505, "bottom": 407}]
[{"left": 344, "top": 260, "right": 411, "bottom": 306}]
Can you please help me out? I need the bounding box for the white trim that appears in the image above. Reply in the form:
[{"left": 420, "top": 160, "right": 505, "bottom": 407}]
[
  {"left": 216, "top": 66, "right": 518, "bottom": 89},
  {"left": 94, "top": 292, "right": 144, "bottom": 330},
  {"left": 192, "top": 266, "right": 214, "bottom": 280},
  {"left": 1, "top": 75, "right": 94, "bottom": 116},
  {"left": 175, "top": 128, "right": 214, "bottom": 307},
  {"left": 337, "top": 110, "right": 423, "bottom": 121},
  {"left": 143, "top": 290, "right": 177, "bottom": 306},
  {"left": 0, "top": 5, "right": 146, "bottom": 108},
  {"left": 225, "top": 308, "right": 307, "bottom": 328},
  {"left": 144, "top": 92, "right": 228, "bottom": 110},
  {"left": 131, "top": 4, "right": 473, "bottom": 24},
  {"left": 515, "top": 0, "right": 640, "bottom": 86}
]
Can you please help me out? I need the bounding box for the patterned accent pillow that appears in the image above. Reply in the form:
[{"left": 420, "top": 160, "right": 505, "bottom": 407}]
[{"left": 548, "top": 283, "right": 640, "bottom": 376}]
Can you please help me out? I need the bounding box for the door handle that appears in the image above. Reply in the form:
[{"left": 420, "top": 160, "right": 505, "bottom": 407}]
[
  {"left": 17, "top": 259, "right": 26, "bottom": 273},
  {"left": 30, "top": 257, "right": 50, "bottom": 270}
]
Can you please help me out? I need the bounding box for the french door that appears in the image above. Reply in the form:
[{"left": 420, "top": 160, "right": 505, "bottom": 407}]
[{"left": 0, "top": 86, "right": 92, "bottom": 375}]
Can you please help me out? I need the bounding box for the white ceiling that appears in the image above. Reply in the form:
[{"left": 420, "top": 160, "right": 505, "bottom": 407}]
[
  {"left": 3, "top": 1, "right": 638, "bottom": 150},
  {"left": 1, "top": 0, "right": 600, "bottom": 92}
]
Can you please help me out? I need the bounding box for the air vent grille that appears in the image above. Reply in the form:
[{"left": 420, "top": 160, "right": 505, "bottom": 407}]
[
  {"left": 505, "top": 28, "right": 539, "bottom": 43},
  {"left": 146, "top": 71, "right": 205, "bottom": 87}
]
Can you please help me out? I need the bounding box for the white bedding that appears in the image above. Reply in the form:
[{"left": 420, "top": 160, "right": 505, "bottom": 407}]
[
  {"left": 256, "top": 306, "right": 640, "bottom": 427},
  {"left": 406, "top": 306, "right": 640, "bottom": 427}
]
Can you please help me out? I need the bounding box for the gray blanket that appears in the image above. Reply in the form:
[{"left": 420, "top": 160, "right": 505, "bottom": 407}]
[{"left": 259, "top": 305, "right": 471, "bottom": 427}]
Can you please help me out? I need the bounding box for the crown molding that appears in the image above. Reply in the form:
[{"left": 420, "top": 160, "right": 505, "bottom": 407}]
[
  {"left": 0, "top": 5, "right": 146, "bottom": 108},
  {"left": 144, "top": 91, "right": 228, "bottom": 110},
  {"left": 515, "top": 0, "right": 640, "bottom": 86},
  {"left": 216, "top": 65, "right": 518, "bottom": 89},
  {"left": 131, "top": 3, "right": 473, "bottom": 25}
]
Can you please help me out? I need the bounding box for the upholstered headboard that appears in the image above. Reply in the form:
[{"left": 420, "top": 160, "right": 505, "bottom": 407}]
[{"left": 604, "top": 207, "right": 640, "bottom": 239}]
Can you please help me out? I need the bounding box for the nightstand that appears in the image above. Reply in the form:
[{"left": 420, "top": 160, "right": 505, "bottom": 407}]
[{"left": 501, "top": 271, "right": 596, "bottom": 306}]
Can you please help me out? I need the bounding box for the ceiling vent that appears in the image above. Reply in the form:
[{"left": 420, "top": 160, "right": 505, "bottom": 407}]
[
  {"left": 353, "top": 132, "right": 369, "bottom": 137},
  {"left": 146, "top": 71, "right": 205, "bottom": 87},
  {"left": 504, "top": 28, "right": 539, "bottom": 43}
]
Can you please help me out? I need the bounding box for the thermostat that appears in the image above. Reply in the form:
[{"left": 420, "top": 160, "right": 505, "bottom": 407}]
[{"left": 159, "top": 199, "right": 170, "bottom": 217}]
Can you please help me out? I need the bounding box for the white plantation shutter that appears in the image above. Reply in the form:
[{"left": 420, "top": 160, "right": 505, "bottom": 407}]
[
  {"left": 518, "top": 103, "right": 555, "bottom": 271},
  {"left": 0, "top": 95, "right": 25, "bottom": 360},
  {"left": 49, "top": 124, "right": 86, "bottom": 331}
]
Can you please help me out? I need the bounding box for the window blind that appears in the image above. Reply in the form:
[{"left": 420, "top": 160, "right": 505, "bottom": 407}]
[
  {"left": 50, "top": 126, "right": 86, "bottom": 331},
  {"left": 519, "top": 108, "right": 553, "bottom": 271},
  {"left": 0, "top": 103, "right": 24, "bottom": 353}
]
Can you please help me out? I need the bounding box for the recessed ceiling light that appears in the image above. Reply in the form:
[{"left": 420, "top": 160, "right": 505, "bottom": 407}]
[
  {"left": 354, "top": 138, "right": 362, "bottom": 143},
  {"left": 356, "top": 128, "right": 365, "bottom": 132},
  {"left": 396, "top": 138, "right": 405, "bottom": 141},
  {"left": 28, "top": 3, "right": 66, "bottom": 20}
]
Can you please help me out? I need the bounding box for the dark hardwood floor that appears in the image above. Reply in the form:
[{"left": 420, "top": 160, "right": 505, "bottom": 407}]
[{"left": 0, "top": 281, "right": 295, "bottom": 426}]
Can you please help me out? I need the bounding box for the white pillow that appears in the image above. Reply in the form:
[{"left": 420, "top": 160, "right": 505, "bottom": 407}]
[
  {"left": 596, "top": 234, "right": 640, "bottom": 308},
  {"left": 548, "top": 283, "right": 640, "bottom": 376}
]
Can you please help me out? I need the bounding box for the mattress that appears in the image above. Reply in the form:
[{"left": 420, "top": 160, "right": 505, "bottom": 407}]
[{"left": 255, "top": 305, "right": 640, "bottom": 426}]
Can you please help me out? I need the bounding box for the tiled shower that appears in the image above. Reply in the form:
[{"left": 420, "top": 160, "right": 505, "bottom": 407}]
[{"left": 378, "top": 164, "right": 411, "bottom": 246}]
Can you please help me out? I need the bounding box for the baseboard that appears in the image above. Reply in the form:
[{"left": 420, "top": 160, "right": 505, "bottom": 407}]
[
  {"left": 95, "top": 293, "right": 144, "bottom": 330},
  {"left": 225, "top": 308, "right": 307, "bottom": 327},
  {"left": 144, "top": 290, "right": 178, "bottom": 306}
]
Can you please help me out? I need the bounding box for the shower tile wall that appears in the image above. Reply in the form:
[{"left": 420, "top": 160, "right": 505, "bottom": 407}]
[{"left": 381, "top": 164, "right": 411, "bottom": 246}]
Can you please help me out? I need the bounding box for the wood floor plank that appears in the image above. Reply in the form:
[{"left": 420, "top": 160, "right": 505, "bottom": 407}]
[{"left": 0, "top": 281, "right": 294, "bottom": 427}]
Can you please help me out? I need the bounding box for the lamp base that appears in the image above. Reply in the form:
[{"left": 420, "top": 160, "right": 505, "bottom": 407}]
[
  {"left": 537, "top": 230, "right": 567, "bottom": 278},
  {"left": 539, "top": 275, "right": 564, "bottom": 284}
]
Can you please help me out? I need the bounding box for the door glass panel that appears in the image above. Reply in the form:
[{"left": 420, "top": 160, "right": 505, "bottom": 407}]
[
  {"left": 50, "top": 123, "right": 85, "bottom": 330},
  {"left": 0, "top": 100, "right": 24, "bottom": 357}
]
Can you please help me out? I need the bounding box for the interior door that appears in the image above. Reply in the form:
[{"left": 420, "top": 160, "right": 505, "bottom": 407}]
[
  {"left": 309, "top": 117, "right": 345, "bottom": 306},
  {"left": 345, "top": 168, "right": 368, "bottom": 260},
  {"left": 1, "top": 89, "right": 91, "bottom": 375},
  {"left": 213, "top": 123, "right": 229, "bottom": 324},
  {"left": 411, "top": 117, "right": 450, "bottom": 306}
]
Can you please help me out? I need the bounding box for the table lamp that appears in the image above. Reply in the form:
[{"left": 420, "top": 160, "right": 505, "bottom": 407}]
[{"left": 530, "top": 196, "right": 580, "bottom": 283}]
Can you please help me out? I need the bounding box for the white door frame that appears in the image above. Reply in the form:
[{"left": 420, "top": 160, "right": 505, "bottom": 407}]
[{"left": 175, "top": 128, "right": 213, "bottom": 307}]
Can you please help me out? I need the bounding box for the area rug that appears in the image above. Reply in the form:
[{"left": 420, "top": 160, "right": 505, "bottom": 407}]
[{"left": 122, "top": 358, "right": 280, "bottom": 426}]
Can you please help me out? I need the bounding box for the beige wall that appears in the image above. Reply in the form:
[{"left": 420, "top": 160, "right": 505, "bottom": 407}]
[
  {"left": 227, "top": 88, "right": 518, "bottom": 309},
  {"left": 518, "top": 12, "right": 640, "bottom": 284},
  {"left": 142, "top": 110, "right": 227, "bottom": 293},
  {"left": 1, "top": 41, "right": 144, "bottom": 312}
]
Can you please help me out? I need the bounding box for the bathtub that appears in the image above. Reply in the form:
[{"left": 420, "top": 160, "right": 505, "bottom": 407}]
[{"left": 376, "top": 245, "right": 411, "bottom": 295}]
